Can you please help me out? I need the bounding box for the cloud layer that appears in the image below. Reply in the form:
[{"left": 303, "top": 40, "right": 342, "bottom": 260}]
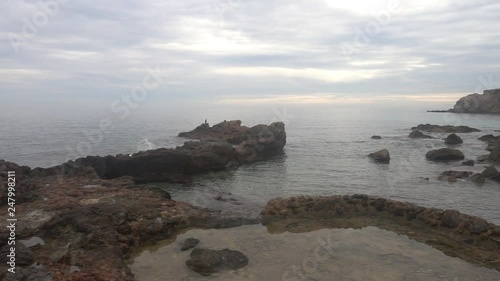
[{"left": 1, "top": 0, "right": 500, "bottom": 106}]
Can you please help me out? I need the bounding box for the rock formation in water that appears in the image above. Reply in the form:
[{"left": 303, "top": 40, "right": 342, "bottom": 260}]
[
  {"left": 368, "top": 149, "right": 390, "bottom": 163},
  {"left": 438, "top": 170, "right": 473, "bottom": 182},
  {"left": 444, "top": 133, "right": 463, "bottom": 145},
  {"left": 479, "top": 134, "right": 500, "bottom": 163},
  {"left": 261, "top": 195, "right": 500, "bottom": 270},
  {"left": 411, "top": 124, "right": 480, "bottom": 133},
  {"left": 186, "top": 248, "right": 249, "bottom": 276},
  {"left": 426, "top": 148, "right": 465, "bottom": 161},
  {"left": 451, "top": 89, "right": 500, "bottom": 114},
  {"left": 9, "top": 121, "right": 287, "bottom": 184},
  {"left": 408, "top": 130, "right": 433, "bottom": 139}
]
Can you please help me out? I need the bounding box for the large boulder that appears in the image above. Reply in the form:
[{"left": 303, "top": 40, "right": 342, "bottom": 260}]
[
  {"left": 426, "top": 148, "right": 465, "bottom": 161},
  {"left": 411, "top": 124, "right": 480, "bottom": 133},
  {"left": 368, "top": 149, "right": 390, "bottom": 163},
  {"left": 186, "top": 248, "right": 249, "bottom": 276},
  {"left": 409, "top": 130, "right": 433, "bottom": 139},
  {"left": 452, "top": 89, "right": 500, "bottom": 114},
  {"left": 444, "top": 134, "right": 463, "bottom": 145}
]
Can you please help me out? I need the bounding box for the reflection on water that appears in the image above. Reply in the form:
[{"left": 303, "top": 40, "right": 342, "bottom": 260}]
[{"left": 130, "top": 222, "right": 500, "bottom": 281}]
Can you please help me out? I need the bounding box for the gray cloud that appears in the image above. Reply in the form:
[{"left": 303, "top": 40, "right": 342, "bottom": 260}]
[{"left": 1, "top": 0, "right": 499, "bottom": 107}]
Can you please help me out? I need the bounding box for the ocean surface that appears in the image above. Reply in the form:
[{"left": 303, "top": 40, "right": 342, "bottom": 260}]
[{"left": 1, "top": 104, "right": 500, "bottom": 223}]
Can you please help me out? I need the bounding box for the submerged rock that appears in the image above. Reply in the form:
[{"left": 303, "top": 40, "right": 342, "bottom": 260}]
[
  {"left": 368, "top": 149, "right": 390, "bottom": 163},
  {"left": 186, "top": 248, "right": 249, "bottom": 276},
  {"left": 482, "top": 166, "right": 500, "bottom": 179},
  {"left": 371, "top": 135, "right": 382, "bottom": 139},
  {"left": 438, "top": 171, "right": 473, "bottom": 182},
  {"left": 462, "top": 160, "right": 475, "bottom": 166},
  {"left": 426, "top": 148, "right": 465, "bottom": 161},
  {"left": 181, "top": 238, "right": 200, "bottom": 251},
  {"left": 444, "top": 134, "right": 463, "bottom": 145},
  {"left": 411, "top": 124, "right": 480, "bottom": 133},
  {"left": 408, "top": 130, "right": 433, "bottom": 139}
]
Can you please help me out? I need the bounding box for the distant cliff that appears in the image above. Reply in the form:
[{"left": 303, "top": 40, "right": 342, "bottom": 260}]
[{"left": 451, "top": 88, "right": 500, "bottom": 114}]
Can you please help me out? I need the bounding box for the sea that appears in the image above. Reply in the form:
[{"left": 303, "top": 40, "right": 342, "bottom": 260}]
[{"left": 1, "top": 103, "right": 500, "bottom": 224}]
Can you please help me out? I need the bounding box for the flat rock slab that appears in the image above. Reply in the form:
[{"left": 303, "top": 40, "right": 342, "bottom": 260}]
[{"left": 186, "top": 248, "right": 249, "bottom": 276}]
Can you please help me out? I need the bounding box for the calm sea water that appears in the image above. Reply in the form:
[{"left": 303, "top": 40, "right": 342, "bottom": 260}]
[{"left": 1, "top": 104, "right": 499, "bottom": 223}]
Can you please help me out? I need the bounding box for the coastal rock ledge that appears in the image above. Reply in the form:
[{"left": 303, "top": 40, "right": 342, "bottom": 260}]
[{"left": 261, "top": 195, "right": 500, "bottom": 270}]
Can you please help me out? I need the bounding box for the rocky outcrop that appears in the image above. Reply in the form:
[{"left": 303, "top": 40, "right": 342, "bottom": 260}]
[
  {"left": 15, "top": 121, "right": 287, "bottom": 184},
  {"left": 179, "top": 120, "right": 286, "bottom": 146},
  {"left": 409, "top": 130, "right": 433, "bottom": 139},
  {"left": 411, "top": 124, "right": 480, "bottom": 133},
  {"left": 186, "top": 248, "right": 248, "bottom": 276},
  {"left": 452, "top": 89, "right": 500, "bottom": 114},
  {"left": 0, "top": 175, "right": 223, "bottom": 281},
  {"left": 478, "top": 135, "right": 500, "bottom": 163},
  {"left": 426, "top": 148, "right": 465, "bottom": 161},
  {"left": 368, "top": 149, "right": 390, "bottom": 163},
  {"left": 444, "top": 134, "right": 463, "bottom": 145},
  {"left": 462, "top": 160, "right": 475, "bottom": 166},
  {"left": 261, "top": 195, "right": 500, "bottom": 270}
]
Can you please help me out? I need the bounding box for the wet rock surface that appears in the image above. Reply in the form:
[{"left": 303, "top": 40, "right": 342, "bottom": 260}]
[
  {"left": 181, "top": 238, "right": 200, "bottom": 251},
  {"left": 186, "top": 248, "right": 249, "bottom": 276},
  {"left": 411, "top": 124, "right": 480, "bottom": 133},
  {"left": 0, "top": 176, "right": 220, "bottom": 281},
  {"left": 479, "top": 135, "right": 500, "bottom": 163},
  {"left": 3, "top": 121, "right": 286, "bottom": 184},
  {"left": 426, "top": 148, "right": 465, "bottom": 161},
  {"left": 261, "top": 195, "right": 500, "bottom": 271},
  {"left": 409, "top": 130, "right": 433, "bottom": 139},
  {"left": 438, "top": 171, "right": 473, "bottom": 182},
  {"left": 444, "top": 133, "right": 463, "bottom": 145},
  {"left": 368, "top": 149, "right": 390, "bottom": 163}
]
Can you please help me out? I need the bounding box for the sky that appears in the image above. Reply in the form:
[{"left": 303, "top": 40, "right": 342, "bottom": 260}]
[{"left": 1, "top": 0, "right": 500, "bottom": 111}]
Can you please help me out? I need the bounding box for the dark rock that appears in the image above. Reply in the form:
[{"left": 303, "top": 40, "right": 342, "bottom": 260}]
[
  {"left": 368, "top": 149, "right": 390, "bottom": 163},
  {"left": 451, "top": 89, "right": 500, "bottom": 114},
  {"left": 426, "top": 148, "right": 465, "bottom": 161},
  {"left": 408, "top": 130, "right": 433, "bottom": 139},
  {"left": 181, "top": 238, "right": 200, "bottom": 251},
  {"left": 481, "top": 166, "right": 499, "bottom": 179},
  {"left": 441, "top": 210, "right": 461, "bottom": 228},
  {"left": 470, "top": 174, "right": 486, "bottom": 184},
  {"left": 411, "top": 124, "right": 480, "bottom": 133},
  {"left": 444, "top": 134, "right": 463, "bottom": 145},
  {"left": 465, "top": 218, "right": 489, "bottom": 234},
  {"left": 371, "top": 135, "right": 382, "bottom": 139},
  {"left": 370, "top": 198, "right": 386, "bottom": 211},
  {"left": 31, "top": 122, "right": 286, "bottom": 183},
  {"left": 462, "top": 160, "right": 475, "bottom": 166},
  {"left": 186, "top": 248, "right": 249, "bottom": 276},
  {"left": 438, "top": 171, "right": 473, "bottom": 181}
]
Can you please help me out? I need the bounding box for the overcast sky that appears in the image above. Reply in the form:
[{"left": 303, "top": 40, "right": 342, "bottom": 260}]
[{"left": 1, "top": 0, "right": 500, "bottom": 109}]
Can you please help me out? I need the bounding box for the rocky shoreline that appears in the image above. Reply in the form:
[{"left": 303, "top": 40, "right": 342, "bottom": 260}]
[
  {"left": 427, "top": 88, "right": 500, "bottom": 114},
  {"left": 1, "top": 121, "right": 500, "bottom": 280}
]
